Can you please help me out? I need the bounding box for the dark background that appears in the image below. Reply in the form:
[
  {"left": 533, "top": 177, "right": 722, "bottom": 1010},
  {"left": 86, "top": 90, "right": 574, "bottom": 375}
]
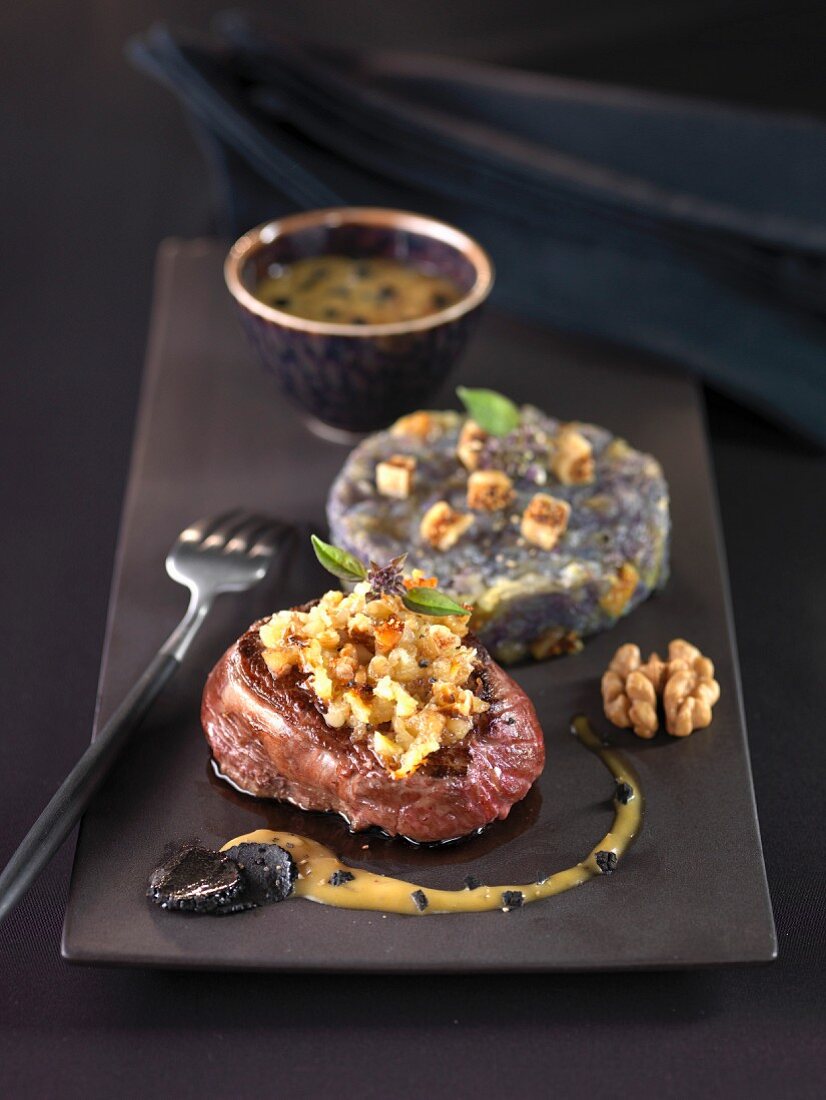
[{"left": 1, "top": 2, "right": 824, "bottom": 1096}]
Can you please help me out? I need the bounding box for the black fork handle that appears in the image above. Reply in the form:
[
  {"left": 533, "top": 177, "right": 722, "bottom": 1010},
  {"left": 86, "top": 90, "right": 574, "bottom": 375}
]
[{"left": 0, "top": 650, "right": 179, "bottom": 927}]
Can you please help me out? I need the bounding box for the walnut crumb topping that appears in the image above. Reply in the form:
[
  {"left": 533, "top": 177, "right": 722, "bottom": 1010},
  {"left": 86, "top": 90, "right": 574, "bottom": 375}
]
[
  {"left": 520, "top": 493, "right": 570, "bottom": 550},
  {"left": 466, "top": 469, "right": 514, "bottom": 512},
  {"left": 258, "top": 581, "right": 487, "bottom": 779},
  {"left": 419, "top": 501, "right": 474, "bottom": 551},
  {"left": 375, "top": 454, "right": 416, "bottom": 499},
  {"left": 552, "top": 426, "right": 595, "bottom": 485}
]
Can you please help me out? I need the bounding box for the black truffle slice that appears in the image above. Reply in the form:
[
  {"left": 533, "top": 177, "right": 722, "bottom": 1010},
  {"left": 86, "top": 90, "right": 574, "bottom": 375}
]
[
  {"left": 501, "top": 890, "right": 524, "bottom": 910},
  {"left": 615, "top": 782, "right": 634, "bottom": 805},
  {"left": 595, "top": 850, "right": 618, "bottom": 875},
  {"left": 223, "top": 843, "right": 298, "bottom": 905},
  {"left": 329, "top": 870, "right": 355, "bottom": 886},
  {"left": 463, "top": 874, "right": 481, "bottom": 891},
  {"left": 147, "top": 845, "right": 244, "bottom": 913},
  {"left": 411, "top": 889, "right": 429, "bottom": 912},
  {"left": 214, "top": 897, "right": 260, "bottom": 915}
]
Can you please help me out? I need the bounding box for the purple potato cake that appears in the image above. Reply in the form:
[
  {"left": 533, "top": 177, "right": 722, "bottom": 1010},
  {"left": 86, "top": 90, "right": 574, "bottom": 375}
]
[{"left": 327, "top": 406, "right": 670, "bottom": 664}]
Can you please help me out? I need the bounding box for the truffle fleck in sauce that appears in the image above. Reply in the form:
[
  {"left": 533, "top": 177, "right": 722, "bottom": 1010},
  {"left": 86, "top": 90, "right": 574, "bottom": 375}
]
[
  {"left": 220, "top": 716, "right": 644, "bottom": 916},
  {"left": 255, "top": 256, "right": 462, "bottom": 325}
]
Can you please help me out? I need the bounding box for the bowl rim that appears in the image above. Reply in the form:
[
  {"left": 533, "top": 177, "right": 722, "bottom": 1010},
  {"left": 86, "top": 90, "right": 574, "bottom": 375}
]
[{"left": 224, "top": 206, "right": 495, "bottom": 336}]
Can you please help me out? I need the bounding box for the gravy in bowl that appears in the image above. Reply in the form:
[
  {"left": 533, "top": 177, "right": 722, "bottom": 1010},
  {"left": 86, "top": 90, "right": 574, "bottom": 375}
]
[{"left": 255, "top": 255, "right": 463, "bottom": 325}]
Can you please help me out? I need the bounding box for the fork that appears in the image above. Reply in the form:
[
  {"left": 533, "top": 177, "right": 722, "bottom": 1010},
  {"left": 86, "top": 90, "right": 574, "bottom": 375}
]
[{"left": 0, "top": 510, "right": 291, "bottom": 927}]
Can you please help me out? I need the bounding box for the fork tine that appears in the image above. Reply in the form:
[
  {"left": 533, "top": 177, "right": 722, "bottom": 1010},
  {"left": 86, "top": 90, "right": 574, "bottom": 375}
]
[
  {"left": 201, "top": 510, "right": 256, "bottom": 548},
  {"left": 177, "top": 517, "right": 210, "bottom": 544},
  {"left": 252, "top": 525, "right": 294, "bottom": 562},
  {"left": 255, "top": 520, "right": 294, "bottom": 555},
  {"left": 178, "top": 510, "right": 244, "bottom": 546},
  {"left": 224, "top": 515, "right": 269, "bottom": 553}
]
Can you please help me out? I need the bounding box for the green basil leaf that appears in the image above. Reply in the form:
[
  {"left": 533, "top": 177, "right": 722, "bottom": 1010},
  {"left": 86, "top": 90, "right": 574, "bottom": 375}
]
[
  {"left": 456, "top": 386, "right": 520, "bottom": 437},
  {"left": 402, "top": 587, "right": 471, "bottom": 617},
  {"left": 310, "top": 534, "right": 367, "bottom": 582}
]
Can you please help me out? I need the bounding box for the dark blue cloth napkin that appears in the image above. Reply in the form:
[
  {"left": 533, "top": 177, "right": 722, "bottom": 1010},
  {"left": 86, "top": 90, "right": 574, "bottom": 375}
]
[{"left": 128, "top": 15, "right": 826, "bottom": 443}]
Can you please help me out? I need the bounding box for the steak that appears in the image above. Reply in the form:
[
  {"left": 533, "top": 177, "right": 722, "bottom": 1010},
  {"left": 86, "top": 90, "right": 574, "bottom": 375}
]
[{"left": 201, "top": 621, "right": 545, "bottom": 843}]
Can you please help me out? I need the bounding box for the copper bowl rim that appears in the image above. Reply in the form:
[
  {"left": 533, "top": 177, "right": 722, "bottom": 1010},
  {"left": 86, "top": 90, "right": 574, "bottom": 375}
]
[{"left": 224, "top": 207, "right": 495, "bottom": 336}]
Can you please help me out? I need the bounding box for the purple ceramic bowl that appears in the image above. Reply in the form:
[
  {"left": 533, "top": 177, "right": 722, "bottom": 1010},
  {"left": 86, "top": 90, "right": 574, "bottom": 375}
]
[{"left": 224, "top": 208, "right": 494, "bottom": 435}]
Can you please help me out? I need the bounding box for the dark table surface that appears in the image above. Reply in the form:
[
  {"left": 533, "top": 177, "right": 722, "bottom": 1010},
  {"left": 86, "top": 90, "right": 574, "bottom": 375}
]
[{"left": 1, "top": 3, "right": 824, "bottom": 1097}]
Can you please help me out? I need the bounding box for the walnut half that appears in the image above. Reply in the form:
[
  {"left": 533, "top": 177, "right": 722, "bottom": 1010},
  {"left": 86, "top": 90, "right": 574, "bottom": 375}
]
[
  {"left": 663, "top": 639, "right": 721, "bottom": 737},
  {"left": 601, "top": 643, "right": 668, "bottom": 738}
]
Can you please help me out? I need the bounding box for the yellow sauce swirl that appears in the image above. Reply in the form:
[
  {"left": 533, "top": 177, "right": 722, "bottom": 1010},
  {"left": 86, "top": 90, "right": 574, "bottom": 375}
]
[{"left": 220, "top": 716, "right": 643, "bottom": 915}]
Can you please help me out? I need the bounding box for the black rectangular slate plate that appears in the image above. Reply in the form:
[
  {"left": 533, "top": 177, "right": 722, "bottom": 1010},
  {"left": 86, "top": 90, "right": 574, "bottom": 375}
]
[{"left": 62, "top": 239, "right": 776, "bottom": 971}]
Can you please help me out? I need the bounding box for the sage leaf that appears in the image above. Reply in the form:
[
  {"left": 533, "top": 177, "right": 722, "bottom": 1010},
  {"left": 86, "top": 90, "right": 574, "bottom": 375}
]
[
  {"left": 310, "top": 534, "right": 367, "bottom": 582},
  {"left": 456, "top": 386, "right": 520, "bottom": 437},
  {"left": 402, "top": 587, "right": 471, "bottom": 617}
]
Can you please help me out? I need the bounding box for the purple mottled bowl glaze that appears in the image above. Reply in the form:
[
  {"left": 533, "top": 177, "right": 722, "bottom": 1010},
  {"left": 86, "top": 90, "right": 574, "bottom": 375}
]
[{"left": 224, "top": 208, "right": 494, "bottom": 434}]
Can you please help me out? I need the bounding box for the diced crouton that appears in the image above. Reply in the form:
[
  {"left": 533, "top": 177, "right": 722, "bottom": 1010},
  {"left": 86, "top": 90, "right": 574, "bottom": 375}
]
[
  {"left": 457, "top": 419, "right": 488, "bottom": 470},
  {"left": 391, "top": 411, "right": 434, "bottom": 439},
  {"left": 551, "top": 426, "right": 595, "bottom": 485},
  {"left": 521, "top": 493, "right": 570, "bottom": 550},
  {"left": 467, "top": 469, "right": 514, "bottom": 512},
  {"left": 419, "top": 501, "right": 474, "bottom": 551},
  {"left": 376, "top": 454, "right": 417, "bottom": 499}
]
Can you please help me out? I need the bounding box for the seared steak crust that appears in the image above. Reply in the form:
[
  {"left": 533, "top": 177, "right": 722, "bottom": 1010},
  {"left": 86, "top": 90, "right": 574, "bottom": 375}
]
[{"left": 201, "top": 622, "right": 545, "bottom": 842}]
